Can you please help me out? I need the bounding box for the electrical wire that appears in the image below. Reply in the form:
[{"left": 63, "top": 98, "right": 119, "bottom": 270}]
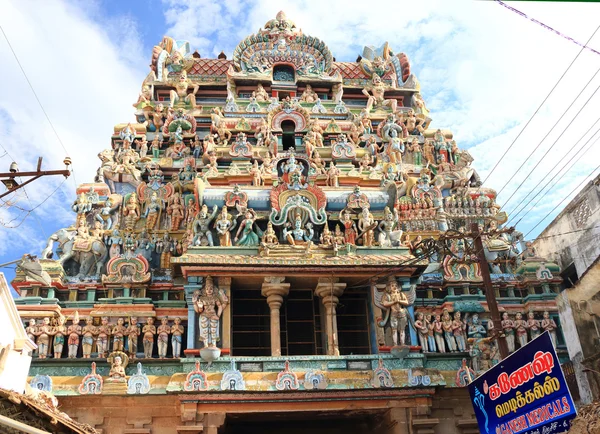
[
  {"left": 524, "top": 164, "right": 600, "bottom": 238},
  {"left": 0, "top": 24, "right": 77, "bottom": 186},
  {"left": 511, "top": 134, "right": 600, "bottom": 227},
  {"left": 507, "top": 121, "right": 600, "bottom": 225},
  {"left": 481, "top": 24, "right": 600, "bottom": 185},
  {"left": 497, "top": 75, "right": 600, "bottom": 202}
]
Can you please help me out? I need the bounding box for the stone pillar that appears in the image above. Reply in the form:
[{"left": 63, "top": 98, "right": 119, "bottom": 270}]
[
  {"left": 184, "top": 276, "right": 204, "bottom": 353},
  {"left": 261, "top": 277, "right": 290, "bottom": 356},
  {"left": 219, "top": 277, "right": 232, "bottom": 352},
  {"left": 315, "top": 277, "right": 346, "bottom": 356}
]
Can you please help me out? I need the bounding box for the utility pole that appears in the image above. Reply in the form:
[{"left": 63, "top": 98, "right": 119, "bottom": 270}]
[
  {"left": 471, "top": 222, "right": 510, "bottom": 359},
  {"left": 0, "top": 156, "right": 71, "bottom": 199}
]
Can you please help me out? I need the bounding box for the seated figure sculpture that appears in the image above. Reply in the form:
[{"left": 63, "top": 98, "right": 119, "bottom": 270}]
[{"left": 282, "top": 213, "right": 314, "bottom": 246}]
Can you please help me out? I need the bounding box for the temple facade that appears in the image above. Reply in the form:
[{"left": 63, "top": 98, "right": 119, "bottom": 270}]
[{"left": 12, "top": 12, "right": 567, "bottom": 434}]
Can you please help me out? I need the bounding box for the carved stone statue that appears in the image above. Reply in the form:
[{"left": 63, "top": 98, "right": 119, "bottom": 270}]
[
  {"left": 234, "top": 209, "right": 261, "bottom": 246},
  {"left": 527, "top": 311, "right": 541, "bottom": 341},
  {"left": 192, "top": 277, "right": 229, "bottom": 348},
  {"left": 357, "top": 206, "right": 376, "bottom": 247},
  {"left": 442, "top": 309, "right": 457, "bottom": 352},
  {"left": 52, "top": 316, "right": 67, "bottom": 359},
  {"left": 514, "top": 312, "right": 528, "bottom": 348},
  {"left": 452, "top": 311, "right": 466, "bottom": 352},
  {"left": 415, "top": 312, "right": 429, "bottom": 352},
  {"left": 300, "top": 84, "right": 318, "bottom": 103},
  {"left": 373, "top": 278, "right": 414, "bottom": 347},
  {"left": 35, "top": 318, "right": 52, "bottom": 359},
  {"left": 378, "top": 206, "right": 402, "bottom": 247}
]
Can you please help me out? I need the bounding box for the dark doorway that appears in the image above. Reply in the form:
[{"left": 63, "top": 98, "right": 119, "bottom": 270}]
[
  {"left": 231, "top": 288, "right": 271, "bottom": 356},
  {"left": 281, "top": 120, "right": 296, "bottom": 151}
]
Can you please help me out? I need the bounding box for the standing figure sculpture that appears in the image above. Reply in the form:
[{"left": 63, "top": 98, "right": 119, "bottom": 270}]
[
  {"left": 541, "top": 311, "right": 558, "bottom": 347},
  {"left": 340, "top": 210, "right": 357, "bottom": 245},
  {"left": 425, "top": 314, "right": 437, "bottom": 352},
  {"left": 192, "top": 277, "right": 229, "bottom": 348},
  {"left": 527, "top": 311, "right": 541, "bottom": 341},
  {"left": 235, "top": 209, "right": 261, "bottom": 246},
  {"left": 96, "top": 317, "right": 111, "bottom": 358},
  {"left": 514, "top": 312, "right": 528, "bottom": 348},
  {"left": 192, "top": 204, "right": 218, "bottom": 246},
  {"left": 35, "top": 318, "right": 52, "bottom": 359},
  {"left": 126, "top": 317, "right": 141, "bottom": 359},
  {"left": 357, "top": 206, "right": 377, "bottom": 247},
  {"left": 52, "top": 316, "right": 67, "bottom": 359},
  {"left": 67, "top": 313, "right": 82, "bottom": 359},
  {"left": 442, "top": 309, "right": 457, "bottom": 352},
  {"left": 433, "top": 314, "right": 445, "bottom": 353},
  {"left": 215, "top": 207, "right": 236, "bottom": 247},
  {"left": 414, "top": 312, "right": 429, "bottom": 352},
  {"left": 171, "top": 317, "right": 184, "bottom": 358},
  {"left": 452, "top": 312, "right": 467, "bottom": 352},
  {"left": 81, "top": 317, "right": 97, "bottom": 359},
  {"left": 112, "top": 318, "right": 126, "bottom": 352},
  {"left": 157, "top": 318, "right": 170, "bottom": 359},
  {"left": 502, "top": 312, "right": 515, "bottom": 353},
  {"left": 372, "top": 278, "right": 415, "bottom": 348},
  {"left": 142, "top": 317, "right": 156, "bottom": 359}
]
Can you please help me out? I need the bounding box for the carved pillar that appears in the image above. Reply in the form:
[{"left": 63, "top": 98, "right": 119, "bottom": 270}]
[
  {"left": 219, "top": 277, "right": 232, "bottom": 352},
  {"left": 184, "top": 276, "right": 204, "bottom": 353},
  {"left": 315, "top": 277, "right": 346, "bottom": 356},
  {"left": 261, "top": 277, "right": 290, "bottom": 356}
]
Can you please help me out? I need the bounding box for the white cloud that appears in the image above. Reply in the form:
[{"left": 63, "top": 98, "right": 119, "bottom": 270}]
[{"left": 0, "top": 0, "right": 144, "bottom": 264}]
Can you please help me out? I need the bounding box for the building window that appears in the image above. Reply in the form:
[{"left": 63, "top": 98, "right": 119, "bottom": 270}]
[
  {"left": 273, "top": 65, "right": 295, "bottom": 82},
  {"left": 336, "top": 289, "right": 371, "bottom": 355},
  {"left": 231, "top": 288, "right": 271, "bottom": 356}
]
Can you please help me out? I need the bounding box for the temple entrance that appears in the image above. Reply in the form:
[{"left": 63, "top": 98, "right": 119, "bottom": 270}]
[
  {"left": 281, "top": 119, "right": 296, "bottom": 151},
  {"left": 222, "top": 410, "right": 389, "bottom": 434}
]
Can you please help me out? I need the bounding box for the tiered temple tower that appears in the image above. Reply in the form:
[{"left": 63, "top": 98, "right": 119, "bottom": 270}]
[{"left": 12, "top": 12, "right": 566, "bottom": 434}]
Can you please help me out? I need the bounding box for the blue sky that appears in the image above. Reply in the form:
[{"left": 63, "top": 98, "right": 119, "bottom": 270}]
[{"left": 1, "top": 0, "right": 600, "bottom": 289}]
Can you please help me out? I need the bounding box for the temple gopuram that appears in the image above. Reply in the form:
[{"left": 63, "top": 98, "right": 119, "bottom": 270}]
[{"left": 12, "top": 12, "right": 567, "bottom": 434}]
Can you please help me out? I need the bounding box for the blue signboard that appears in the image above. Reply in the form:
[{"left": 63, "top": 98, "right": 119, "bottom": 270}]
[{"left": 468, "top": 332, "right": 576, "bottom": 434}]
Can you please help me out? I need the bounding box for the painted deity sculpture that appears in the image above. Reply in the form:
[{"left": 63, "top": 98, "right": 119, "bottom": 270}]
[
  {"left": 425, "top": 314, "right": 437, "bottom": 352},
  {"left": 81, "top": 317, "right": 97, "bottom": 359},
  {"left": 433, "top": 314, "right": 445, "bottom": 353},
  {"left": 192, "top": 277, "right": 229, "bottom": 348},
  {"left": 357, "top": 206, "right": 376, "bottom": 247},
  {"left": 112, "top": 318, "right": 126, "bottom": 352},
  {"left": 52, "top": 316, "right": 67, "bottom": 359},
  {"left": 502, "top": 312, "right": 515, "bottom": 353},
  {"left": 467, "top": 314, "right": 487, "bottom": 339},
  {"left": 235, "top": 209, "right": 261, "bottom": 246},
  {"left": 142, "top": 317, "right": 156, "bottom": 359},
  {"left": 157, "top": 318, "right": 170, "bottom": 359},
  {"left": 215, "top": 207, "right": 236, "bottom": 247},
  {"left": 283, "top": 214, "right": 313, "bottom": 245},
  {"left": 171, "top": 317, "right": 184, "bottom": 358},
  {"left": 527, "top": 311, "right": 541, "bottom": 341},
  {"left": 340, "top": 210, "right": 357, "bottom": 245},
  {"left": 67, "top": 314, "right": 82, "bottom": 359},
  {"left": 514, "top": 312, "right": 528, "bottom": 348},
  {"left": 362, "top": 75, "right": 397, "bottom": 113},
  {"left": 542, "top": 311, "right": 558, "bottom": 347},
  {"left": 97, "top": 316, "right": 111, "bottom": 358},
  {"left": 414, "top": 312, "right": 429, "bottom": 352},
  {"left": 379, "top": 278, "right": 411, "bottom": 347},
  {"left": 442, "top": 309, "right": 457, "bottom": 352},
  {"left": 192, "top": 204, "right": 218, "bottom": 246},
  {"left": 126, "top": 317, "right": 141, "bottom": 358},
  {"left": 452, "top": 312, "right": 467, "bottom": 352},
  {"left": 35, "top": 318, "right": 52, "bottom": 359}
]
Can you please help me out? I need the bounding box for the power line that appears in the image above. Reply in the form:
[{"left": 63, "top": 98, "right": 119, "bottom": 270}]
[
  {"left": 497, "top": 73, "right": 600, "bottom": 202},
  {"left": 481, "top": 24, "right": 600, "bottom": 185},
  {"left": 530, "top": 224, "right": 600, "bottom": 242},
  {"left": 512, "top": 133, "right": 600, "bottom": 227},
  {"left": 0, "top": 24, "right": 77, "bottom": 186},
  {"left": 508, "top": 124, "right": 600, "bottom": 225},
  {"left": 495, "top": 1, "right": 600, "bottom": 57},
  {"left": 524, "top": 164, "right": 600, "bottom": 238}
]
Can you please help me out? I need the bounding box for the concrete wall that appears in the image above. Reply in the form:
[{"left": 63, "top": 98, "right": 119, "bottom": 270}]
[
  {"left": 0, "top": 273, "right": 35, "bottom": 393},
  {"left": 534, "top": 175, "right": 600, "bottom": 281}
]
